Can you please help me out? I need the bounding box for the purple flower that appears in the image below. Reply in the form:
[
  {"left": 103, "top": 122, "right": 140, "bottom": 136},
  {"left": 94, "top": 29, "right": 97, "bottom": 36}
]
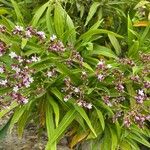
[
  {"left": 36, "top": 31, "right": 46, "bottom": 40},
  {"left": 116, "top": 83, "right": 124, "bottom": 92},
  {"left": 135, "top": 89, "right": 147, "bottom": 104},
  {"left": 97, "top": 60, "right": 105, "bottom": 69},
  {"left": 97, "top": 74, "right": 105, "bottom": 81}
]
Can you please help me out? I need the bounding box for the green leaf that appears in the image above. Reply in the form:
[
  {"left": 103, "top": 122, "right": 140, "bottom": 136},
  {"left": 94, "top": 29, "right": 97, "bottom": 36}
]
[
  {"left": 108, "top": 34, "right": 121, "bottom": 56},
  {"left": 47, "top": 95, "right": 59, "bottom": 127},
  {"left": 54, "top": 3, "right": 64, "bottom": 38},
  {"left": 31, "top": 1, "right": 49, "bottom": 26},
  {"left": 92, "top": 45, "right": 118, "bottom": 59},
  {"left": 128, "top": 132, "right": 150, "bottom": 148},
  {"left": 45, "top": 101, "right": 56, "bottom": 150},
  {"left": 0, "top": 101, "right": 19, "bottom": 119},
  {"left": 10, "top": 0, "right": 24, "bottom": 24},
  {"left": 134, "top": 1, "right": 150, "bottom": 9},
  {"left": 50, "top": 87, "right": 63, "bottom": 101},
  {"left": 100, "top": 127, "right": 111, "bottom": 150},
  {"left": 109, "top": 126, "right": 118, "bottom": 150},
  {"left": 95, "top": 108, "right": 105, "bottom": 130},
  {"left": 21, "top": 38, "right": 28, "bottom": 49},
  {"left": 17, "top": 110, "right": 29, "bottom": 137},
  {"left": 128, "top": 15, "right": 135, "bottom": 46},
  {"left": 46, "top": 5, "right": 55, "bottom": 35},
  {"left": 82, "top": 62, "right": 94, "bottom": 72},
  {"left": 9, "top": 106, "right": 26, "bottom": 133},
  {"left": 85, "top": 2, "right": 100, "bottom": 26},
  {"left": 120, "top": 141, "right": 132, "bottom": 150},
  {"left": 73, "top": 104, "right": 97, "bottom": 137},
  {"left": 78, "top": 29, "right": 123, "bottom": 42},
  {"left": 49, "top": 109, "right": 76, "bottom": 144},
  {"left": 0, "top": 116, "right": 12, "bottom": 140},
  {"left": 128, "top": 40, "right": 139, "bottom": 58}
]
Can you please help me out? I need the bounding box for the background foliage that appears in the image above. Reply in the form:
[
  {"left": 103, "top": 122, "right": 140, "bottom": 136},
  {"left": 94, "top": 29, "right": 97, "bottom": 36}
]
[{"left": 0, "top": 0, "right": 150, "bottom": 149}]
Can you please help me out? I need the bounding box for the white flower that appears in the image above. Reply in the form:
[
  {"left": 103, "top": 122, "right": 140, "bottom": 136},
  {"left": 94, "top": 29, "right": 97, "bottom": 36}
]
[
  {"left": 97, "top": 60, "right": 104, "bottom": 66},
  {"left": 86, "top": 103, "right": 92, "bottom": 109},
  {"left": 97, "top": 74, "right": 104, "bottom": 81},
  {"left": 47, "top": 71, "right": 53, "bottom": 77},
  {"left": 50, "top": 34, "right": 57, "bottom": 41},
  {"left": 37, "top": 31, "right": 46, "bottom": 39},
  {"left": 0, "top": 79, "right": 7, "bottom": 85},
  {"left": 0, "top": 67, "right": 4, "bottom": 73},
  {"left": 18, "top": 56, "right": 23, "bottom": 63},
  {"left": 25, "top": 30, "right": 32, "bottom": 38},
  {"left": 31, "top": 56, "right": 41, "bottom": 62},
  {"left": 28, "top": 76, "right": 34, "bottom": 83},
  {"left": 22, "top": 98, "right": 28, "bottom": 104},
  {"left": 24, "top": 81, "right": 30, "bottom": 88},
  {"left": 107, "top": 64, "right": 112, "bottom": 68},
  {"left": 11, "top": 66, "right": 21, "bottom": 73},
  {"left": 74, "top": 87, "right": 80, "bottom": 93},
  {"left": 15, "top": 25, "right": 23, "bottom": 31},
  {"left": 138, "top": 90, "right": 144, "bottom": 96},
  {"left": 9, "top": 52, "right": 17, "bottom": 58},
  {"left": 13, "top": 86, "right": 19, "bottom": 92}
]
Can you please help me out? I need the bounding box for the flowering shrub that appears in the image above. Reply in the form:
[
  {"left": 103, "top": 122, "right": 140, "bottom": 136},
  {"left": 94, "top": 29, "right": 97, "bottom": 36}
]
[{"left": 0, "top": 0, "right": 150, "bottom": 150}]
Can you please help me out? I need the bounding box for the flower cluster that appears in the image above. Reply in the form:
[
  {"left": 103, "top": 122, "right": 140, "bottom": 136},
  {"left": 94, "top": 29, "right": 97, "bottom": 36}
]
[
  {"left": 123, "top": 111, "right": 150, "bottom": 128},
  {"left": 77, "top": 99, "right": 92, "bottom": 109},
  {"left": 12, "top": 25, "right": 46, "bottom": 40},
  {"left": 135, "top": 89, "right": 147, "bottom": 104},
  {"left": 95, "top": 59, "right": 112, "bottom": 82},
  {"left": 119, "top": 58, "right": 135, "bottom": 67},
  {"left": 140, "top": 52, "right": 150, "bottom": 63},
  {"left": 48, "top": 35, "right": 65, "bottom": 52}
]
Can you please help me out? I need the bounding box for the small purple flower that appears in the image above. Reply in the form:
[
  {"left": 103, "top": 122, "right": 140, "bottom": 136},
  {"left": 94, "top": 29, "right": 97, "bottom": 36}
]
[
  {"left": 97, "top": 60, "right": 105, "bottom": 69},
  {"left": 48, "top": 40, "right": 65, "bottom": 52},
  {"left": 0, "top": 66, "right": 5, "bottom": 74},
  {"left": 97, "top": 74, "right": 105, "bottom": 81},
  {"left": 123, "top": 117, "right": 131, "bottom": 128},
  {"left": 144, "top": 81, "right": 150, "bottom": 89},
  {"left": 36, "top": 31, "right": 46, "bottom": 40},
  {"left": 116, "top": 83, "right": 124, "bottom": 92},
  {"left": 130, "top": 75, "right": 140, "bottom": 82},
  {"left": 103, "top": 95, "right": 112, "bottom": 107},
  {"left": 135, "top": 89, "right": 147, "bottom": 104}
]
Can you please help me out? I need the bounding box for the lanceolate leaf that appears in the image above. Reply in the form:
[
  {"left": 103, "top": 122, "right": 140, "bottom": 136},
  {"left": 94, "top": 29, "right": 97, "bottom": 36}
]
[
  {"left": 10, "top": 0, "right": 24, "bottom": 24},
  {"left": 85, "top": 2, "right": 100, "bottom": 26},
  {"left": 45, "top": 101, "right": 56, "bottom": 150},
  {"left": 108, "top": 34, "right": 121, "bottom": 56},
  {"left": 46, "top": 5, "right": 55, "bottom": 35},
  {"left": 73, "top": 104, "right": 97, "bottom": 137},
  {"left": 95, "top": 108, "right": 105, "bottom": 130},
  {"left": 49, "top": 109, "right": 76, "bottom": 145},
  {"left": 0, "top": 101, "right": 19, "bottom": 119},
  {"left": 31, "top": 1, "right": 49, "bottom": 26},
  {"left": 47, "top": 95, "right": 60, "bottom": 127}
]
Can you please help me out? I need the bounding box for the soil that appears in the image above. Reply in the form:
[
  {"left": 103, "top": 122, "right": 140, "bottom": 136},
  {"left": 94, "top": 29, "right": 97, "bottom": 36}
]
[{"left": 0, "top": 117, "right": 70, "bottom": 150}]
